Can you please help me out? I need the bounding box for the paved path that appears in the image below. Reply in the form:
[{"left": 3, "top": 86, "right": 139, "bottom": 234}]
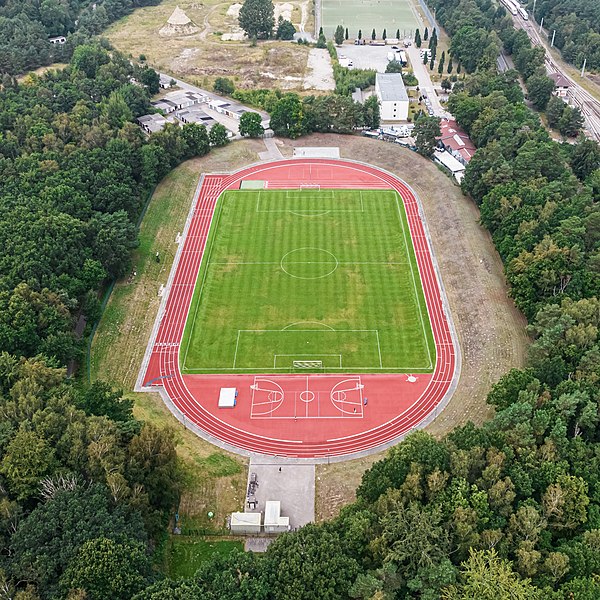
[
  {"left": 245, "top": 457, "right": 315, "bottom": 530},
  {"left": 259, "top": 137, "right": 284, "bottom": 160},
  {"left": 406, "top": 45, "right": 450, "bottom": 119}
]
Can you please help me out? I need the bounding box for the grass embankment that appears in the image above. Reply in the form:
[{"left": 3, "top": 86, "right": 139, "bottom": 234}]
[
  {"left": 90, "top": 140, "right": 264, "bottom": 570},
  {"left": 164, "top": 538, "right": 244, "bottom": 578}
]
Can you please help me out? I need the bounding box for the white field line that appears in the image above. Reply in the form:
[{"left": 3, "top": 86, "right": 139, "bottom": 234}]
[{"left": 394, "top": 193, "right": 434, "bottom": 370}]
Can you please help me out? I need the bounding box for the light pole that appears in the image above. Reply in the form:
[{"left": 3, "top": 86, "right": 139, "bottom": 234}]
[
  {"left": 551, "top": 29, "right": 556, "bottom": 47},
  {"left": 581, "top": 58, "right": 587, "bottom": 78}
]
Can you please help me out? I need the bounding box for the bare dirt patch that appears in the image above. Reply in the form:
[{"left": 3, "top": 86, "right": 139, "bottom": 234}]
[
  {"left": 304, "top": 48, "right": 335, "bottom": 90},
  {"left": 278, "top": 134, "right": 529, "bottom": 519},
  {"left": 105, "top": 0, "right": 310, "bottom": 90}
]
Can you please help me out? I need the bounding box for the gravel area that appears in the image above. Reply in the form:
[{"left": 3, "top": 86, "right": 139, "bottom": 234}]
[{"left": 304, "top": 48, "right": 335, "bottom": 91}]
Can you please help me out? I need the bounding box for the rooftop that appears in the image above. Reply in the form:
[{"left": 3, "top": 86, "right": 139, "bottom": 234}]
[
  {"left": 376, "top": 73, "right": 408, "bottom": 102},
  {"left": 549, "top": 72, "right": 570, "bottom": 88}
]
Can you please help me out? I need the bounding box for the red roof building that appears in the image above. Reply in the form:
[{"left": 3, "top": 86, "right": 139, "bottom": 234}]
[{"left": 437, "top": 118, "right": 476, "bottom": 165}]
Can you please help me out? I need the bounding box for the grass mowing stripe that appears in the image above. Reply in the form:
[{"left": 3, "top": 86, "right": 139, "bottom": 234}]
[{"left": 179, "top": 189, "right": 435, "bottom": 374}]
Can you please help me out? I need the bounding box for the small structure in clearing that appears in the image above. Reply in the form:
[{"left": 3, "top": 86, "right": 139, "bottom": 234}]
[{"left": 159, "top": 6, "right": 199, "bottom": 37}]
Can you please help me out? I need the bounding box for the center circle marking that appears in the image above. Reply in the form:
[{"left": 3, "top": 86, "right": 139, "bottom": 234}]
[
  {"left": 280, "top": 247, "right": 339, "bottom": 279},
  {"left": 299, "top": 390, "right": 315, "bottom": 403}
]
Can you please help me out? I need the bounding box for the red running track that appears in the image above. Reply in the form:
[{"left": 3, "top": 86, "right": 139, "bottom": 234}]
[{"left": 139, "top": 159, "right": 458, "bottom": 459}]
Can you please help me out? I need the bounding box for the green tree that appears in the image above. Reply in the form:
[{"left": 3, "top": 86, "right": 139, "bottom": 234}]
[
  {"left": 413, "top": 115, "right": 441, "bottom": 157},
  {"left": 358, "top": 29, "right": 362, "bottom": 40},
  {"left": 238, "top": 0, "right": 274, "bottom": 39},
  {"left": 438, "top": 51, "right": 446, "bottom": 74},
  {"left": 71, "top": 44, "right": 110, "bottom": 78},
  {"left": 239, "top": 111, "right": 264, "bottom": 137},
  {"left": 1, "top": 427, "right": 56, "bottom": 501},
  {"left": 362, "top": 95, "right": 380, "bottom": 129},
  {"left": 447, "top": 56, "right": 454, "bottom": 73},
  {"left": 442, "top": 549, "right": 542, "bottom": 599},
  {"left": 424, "top": 27, "right": 429, "bottom": 41},
  {"left": 386, "top": 60, "right": 403, "bottom": 73},
  {"left": 316, "top": 33, "right": 327, "bottom": 48},
  {"left": 276, "top": 18, "right": 296, "bottom": 40},
  {"left": 10, "top": 485, "right": 146, "bottom": 595},
  {"left": 558, "top": 104, "right": 584, "bottom": 137},
  {"left": 213, "top": 77, "right": 235, "bottom": 95},
  {"left": 526, "top": 72, "right": 555, "bottom": 110},
  {"left": 100, "top": 91, "right": 133, "bottom": 129},
  {"left": 345, "top": 27, "right": 349, "bottom": 40},
  {"left": 334, "top": 24, "right": 345, "bottom": 45},
  {"left": 270, "top": 93, "right": 306, "bottom": 138},
  {"left": 547, "top": 95, "right": 566, "bottom": 128},
  {"left": 415, "top": 28, "right": 421, "bottom": 48},
  {"left": 76, "top": 381, "right": 134, "bottom": 423},
  {"left": 571, "top": 136, "right": 600, "bottom": 180},
  {"left": 60, "top": 537, "right": 151, "bottom": 600},
  {"left": 396, "top": 28, "right": 400, "bottom": 39},
  {"left": 209, "top": 123, "right": 229, "bottom": 147},
  {"left": 383, "top": 28, "right": 387, "bottom": 40},
  {"left": 181, "top": 123, "right": 210, "bottom": 157},
  {"left": 371, "top": 28, "right": 376, "bottom": 40}
]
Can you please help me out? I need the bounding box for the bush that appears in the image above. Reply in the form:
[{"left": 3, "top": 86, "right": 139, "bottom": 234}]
[
  {"left": 213, "top": 77, "right": 235, "bottom": 95},
  {"left": 402, "top": 72, "right": 419, "bottom": 86}
]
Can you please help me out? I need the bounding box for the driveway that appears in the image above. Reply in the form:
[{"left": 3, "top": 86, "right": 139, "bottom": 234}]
[{"left": 405, "top": 45, "right": 450, "bottom": 118}]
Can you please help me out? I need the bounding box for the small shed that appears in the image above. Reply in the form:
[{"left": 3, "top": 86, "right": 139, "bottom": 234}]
[
  {"left": 264, "top": 501, "right": 290, "bottom": 533},
  {"left": 218, "top": 387, "right": 237, "bottom": 408},
  {"left": 230, "top": 512, "right": 261, "bottom": 534},
  {"left": 433, "top": 150, "right": 466, "bottom": 183}
]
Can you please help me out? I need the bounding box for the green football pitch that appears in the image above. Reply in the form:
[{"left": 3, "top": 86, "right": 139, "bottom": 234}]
[
  {"left": 179, "top": 189, "right": 435, "bottom": 374},
  {"left": 321, "top": 0, "right": 419, "bottom": 39}
]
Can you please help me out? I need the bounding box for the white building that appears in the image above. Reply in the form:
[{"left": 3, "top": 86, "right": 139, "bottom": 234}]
[
  {"left": 264, "top": 501, "right": 290, "bottom": 533},
  {"left": 433, "top": 150, "right": 466, "bottom": 183},
  {"left": 375, "top": 73, "right": 409, "bottom": 121},
  {"left": 230, "top": 512, "right": 261, "bottom": 534}
]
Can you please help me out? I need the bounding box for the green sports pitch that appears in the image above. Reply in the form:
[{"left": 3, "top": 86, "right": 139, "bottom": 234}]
[
  {"left": 179, "top": 189, "right": 435, "bottom": 374},
  {"left": 321, "top": 0, "right": 419, "bottom": 39}
]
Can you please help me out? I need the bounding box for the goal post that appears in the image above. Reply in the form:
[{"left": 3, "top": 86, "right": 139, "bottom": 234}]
[
  {"left": 299, "top": 183, "right": 321, "bottom": 191},
  {"left": 293, "top": 360, "right": 323, "bottom": 369}
]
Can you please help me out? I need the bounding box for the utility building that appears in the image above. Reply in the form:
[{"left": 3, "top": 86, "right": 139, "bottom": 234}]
[{"left": 375, "top": 73, "right": 409, "bottom": 121}]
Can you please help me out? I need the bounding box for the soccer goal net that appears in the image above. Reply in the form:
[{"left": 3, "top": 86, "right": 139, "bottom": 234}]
[
  {"left": 299, "top": 184, "right": 321, "bottom": 191},
  {"left": 293, "top": 360, "right": 323, "bottom": 369}
]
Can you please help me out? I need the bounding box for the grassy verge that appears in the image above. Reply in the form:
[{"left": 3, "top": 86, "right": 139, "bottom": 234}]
[{"left": 164, "top": 537, "right": 243, "bottom": 578}]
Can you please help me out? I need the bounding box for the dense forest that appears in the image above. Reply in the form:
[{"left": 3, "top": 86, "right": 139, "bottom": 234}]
[
  {"left": 129, "top": 3, "right": 597, "bottom": 600},
  {"left": 0, "top": 2, "right": 598, "bottom": 598},
  {"left": 0, "top": 0, "right": 162, "bottom": 75},
  {"left": 0, "top": 45, "right": 230, "bottom": 598},
  {"left": 526, "top": 0, "right": 600, "bottom": 70},
  {"left": 0, "top": 44, "right": 221, "bottom": 367}
]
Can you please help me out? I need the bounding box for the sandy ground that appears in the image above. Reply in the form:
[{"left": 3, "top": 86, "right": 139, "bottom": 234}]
[
  {"left": 304, "top": 48, "right": 335, "bottom": 90},
  {"left": 274, "top": 134, "right": 529, "bottom": 520}
]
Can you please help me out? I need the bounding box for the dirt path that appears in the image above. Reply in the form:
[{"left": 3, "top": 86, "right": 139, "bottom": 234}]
[{"left": 275, "top": 134, "right": 529, "bottom": 520}]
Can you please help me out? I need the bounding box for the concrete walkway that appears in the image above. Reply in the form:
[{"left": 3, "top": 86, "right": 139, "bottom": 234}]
[
  {"left": 245, "top": 456, "right": 315, "bottom": 530},
  {"left": 259, "top": 137, "right": 284, "bottom": 160},
  {"left": 406, "top": 45, "right": 451, "bottom": 119}
]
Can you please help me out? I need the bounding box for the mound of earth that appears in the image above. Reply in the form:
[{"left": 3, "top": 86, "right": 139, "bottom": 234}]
[{"left": 159, "top": 5, "right": 199, "bottom": 37}]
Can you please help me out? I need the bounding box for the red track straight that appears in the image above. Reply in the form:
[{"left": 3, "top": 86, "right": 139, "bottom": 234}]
[{"left": 140, "top": 160, "right": 458, "bottom": 459}]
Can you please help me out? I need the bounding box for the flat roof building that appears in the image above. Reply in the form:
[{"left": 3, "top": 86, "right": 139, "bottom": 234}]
[
  {"left": 230, "top": 512, "right": 261, "bottom": 534},
  {"left": 375, "top": 73, "right": 409, "bottom": 121},
  {"left": 264, "top": 501, "right": 290, "bottom": 533}
]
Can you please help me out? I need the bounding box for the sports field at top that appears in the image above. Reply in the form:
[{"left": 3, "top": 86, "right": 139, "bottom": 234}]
[
  {"left": 321, "top": 0, "right": 420, "bottom": 39},
  {"left": 179, "top": 188, "right": 435, "bottom": 374}
]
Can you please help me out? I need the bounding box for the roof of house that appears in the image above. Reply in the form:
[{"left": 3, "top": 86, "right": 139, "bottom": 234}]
[
  {"left": 137, "top": 113, "right": 176, "bottom": 133},
  {"left": 434, "top": 150, "right": 466, "bottom": 173},
  {"left": 438, "top": 119, "right": 476, "bottom": 162},
  {"left": 549, "top": 72, "right": 570, "bottom": 88},
  {"left": 376, "top": 73, "right": 408, "bottom": 102}
]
